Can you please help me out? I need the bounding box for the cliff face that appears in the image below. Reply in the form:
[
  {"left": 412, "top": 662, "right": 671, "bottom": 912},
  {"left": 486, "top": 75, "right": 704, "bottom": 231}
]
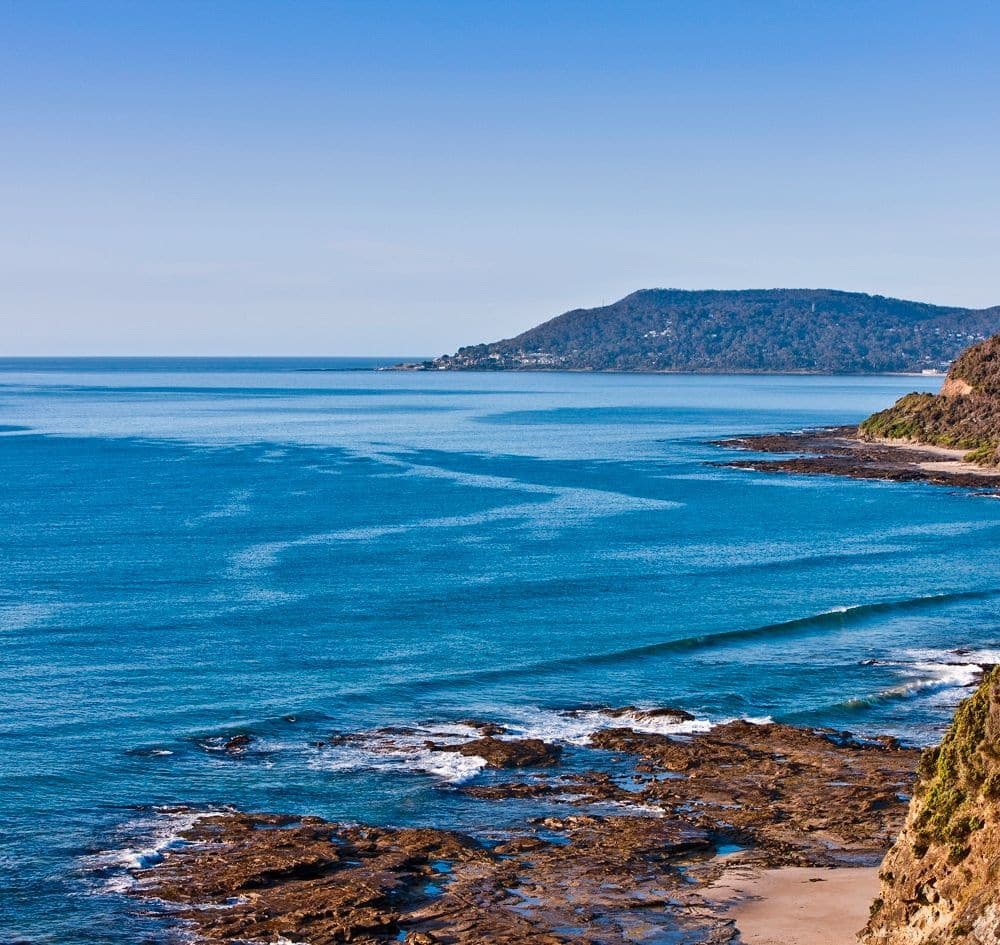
[
  {"left": 948, "top": 335, "right": 1000, "bottom": 396},
  {"left": 859, "top": 334, "right": 1000, "bottom": 465},
  {"left": 862, "top": 667, "right": 1000, "bottom": 945}
]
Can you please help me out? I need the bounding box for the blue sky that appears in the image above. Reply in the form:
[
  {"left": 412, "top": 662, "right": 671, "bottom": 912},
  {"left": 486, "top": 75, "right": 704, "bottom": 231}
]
[{"left": 2, "top": 1, "right": 999, "bottom": 355}]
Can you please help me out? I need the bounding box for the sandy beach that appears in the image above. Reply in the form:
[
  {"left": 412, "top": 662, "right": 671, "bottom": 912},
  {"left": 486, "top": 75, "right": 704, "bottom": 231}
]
[
  {"left": 705, "top": 866, "right": 880, "bottom": 945},
  {"left": 866, "top": 438, "right": 1000, "bottom": 477}
]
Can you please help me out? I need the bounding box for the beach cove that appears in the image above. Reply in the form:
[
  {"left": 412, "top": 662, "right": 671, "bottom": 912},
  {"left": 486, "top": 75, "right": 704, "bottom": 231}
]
[{"left": 3, "top": 360, "right": 1000, "bottom": 943}]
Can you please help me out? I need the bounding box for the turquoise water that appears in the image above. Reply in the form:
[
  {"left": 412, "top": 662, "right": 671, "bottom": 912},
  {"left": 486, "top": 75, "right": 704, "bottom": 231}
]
[{"left": 2, "top": 360, "right": 999, "bottom": 943}]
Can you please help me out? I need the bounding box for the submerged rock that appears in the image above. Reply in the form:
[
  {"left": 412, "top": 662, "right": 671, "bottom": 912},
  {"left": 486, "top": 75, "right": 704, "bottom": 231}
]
[
  {"left": 456, "top": 719, "right": 508, "bottom": 736},
  {"left": 223, "top": 734, "right": 253, "bottom": 752},
  {"left": 862, "top": 668, "right": 1000, "bottom": 945}
]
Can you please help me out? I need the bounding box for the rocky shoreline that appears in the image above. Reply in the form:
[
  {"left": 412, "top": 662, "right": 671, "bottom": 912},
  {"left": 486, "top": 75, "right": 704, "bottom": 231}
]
[
  {"left": 713, "top": 426, "right": 1000, "bottom": 492},
  {"left": 114, "top": 714, "right": 922, "bottom": 944}
]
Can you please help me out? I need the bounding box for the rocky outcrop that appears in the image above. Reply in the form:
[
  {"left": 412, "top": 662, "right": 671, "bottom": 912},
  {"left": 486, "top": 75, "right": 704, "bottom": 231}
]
[
  {"left": 429, "top": 735, "right": 562, "bottom": 768},
  {"left": 862, "top": 668, "right": 1000, "bottom": 945},
  {"left": 588, "top": 719, "right": 915, "bottom": 863},
  {"left": 121, "top": 718, "right": 923, "bottom": 944},
  {"left": 859, "top": 334, "right": 1000, "bottom": 466},
  {"left": 940, "top": 377, "right": 974, "bottom": 398},
  {"left": 715, "top": 427, "right": 1000, "bottom": 491}
]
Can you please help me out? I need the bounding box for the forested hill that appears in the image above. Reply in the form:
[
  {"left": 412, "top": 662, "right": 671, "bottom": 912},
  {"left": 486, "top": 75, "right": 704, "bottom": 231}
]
[{"left": 423, "top": 289, "right": 1000, "bottom": 373}]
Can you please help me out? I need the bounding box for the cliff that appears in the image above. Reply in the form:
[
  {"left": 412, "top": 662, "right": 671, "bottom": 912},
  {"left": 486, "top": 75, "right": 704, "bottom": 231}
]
[
  {"left": 859, "top": 334, "right": 1000, "bottom": 465},
  {"left": 863, "top": 667, "right": 1000, "bottom": 945},
  {"left": 423, "top": 289, "right": 1000, "bottom": 373}
]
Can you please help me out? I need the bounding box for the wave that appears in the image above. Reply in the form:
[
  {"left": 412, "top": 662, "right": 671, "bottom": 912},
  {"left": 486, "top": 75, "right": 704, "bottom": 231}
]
[
  {"left": 307, "top": 707, "right": 717, "bottom": 784},
  {"left": 307, "top": 722, "right": 489, "bottom": 784},
  {"left": 80, "top": 807, "right": 227, "bottom": 893},
  {"left": 502, "top": 705, "right": 713, "bottom": 745},
  {"left": 345, "top": 588, "right": 1000, "bottom": 702},
  {"left": 780, "top": 646, "right": 999, "bottom": 722}
]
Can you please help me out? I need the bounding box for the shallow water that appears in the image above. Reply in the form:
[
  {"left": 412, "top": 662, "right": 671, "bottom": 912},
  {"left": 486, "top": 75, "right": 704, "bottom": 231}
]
[{"left": 1, "top": 359, "right": 998, "bottom": 942}]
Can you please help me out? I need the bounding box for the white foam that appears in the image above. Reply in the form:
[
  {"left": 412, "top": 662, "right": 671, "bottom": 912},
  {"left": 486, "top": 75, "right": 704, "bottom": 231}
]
[
  {"left": 504, "top": 705, "right": 713, "bottom": 746},
  {"left": 297, "top": 707, "right": 742, "bottom": 785},
  {"left": 309, "top": 722, "right": 488, "bottom": 784},
  {"left": 864, "top": 647, "right": 999, "bottom": 709},
  {"left": 904, "top": 647, "right": 999, "bottom": 692},
  {"left": 82, "top": 808, "right": 223, "bottom": 893}
]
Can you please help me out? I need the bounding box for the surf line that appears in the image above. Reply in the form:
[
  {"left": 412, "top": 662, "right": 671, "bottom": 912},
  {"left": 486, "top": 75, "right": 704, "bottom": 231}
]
[{"left": 337, "top": 587, "right": 1000, "bottom": 703}]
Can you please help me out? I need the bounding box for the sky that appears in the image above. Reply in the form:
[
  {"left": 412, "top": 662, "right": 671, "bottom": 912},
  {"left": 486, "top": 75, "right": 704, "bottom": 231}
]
[{"left": 2, "top": 1, "right": 999, "bottom": 356}]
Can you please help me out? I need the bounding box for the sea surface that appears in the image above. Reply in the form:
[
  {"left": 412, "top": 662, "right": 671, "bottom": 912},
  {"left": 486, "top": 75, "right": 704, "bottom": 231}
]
[{"left": 2, "top": 358, "right": 999, "bottom": 943}]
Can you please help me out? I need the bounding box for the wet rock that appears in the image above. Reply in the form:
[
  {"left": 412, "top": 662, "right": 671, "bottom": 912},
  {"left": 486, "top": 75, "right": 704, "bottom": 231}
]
[
  {"left": 457, "top": 719, "right": 508, "bottom": 736},
  {"left": 223, "top": 734, "right": 252, "bottom": 752},
  {"left": 604, "top": 705, "right": 696, "bottom": 722},
  {"left": 713, "top": 427, "right": 1000, "bottom": 492},
  {"left": 430, "top": 736, "right": 562, "bottom": 769},
  {"left": 590, "top": 719, "right": 919, "bottom": 864},
  {"left": 129, "top": 713, "right": 922, "bottom": 944},
  {"left": 130, "top": 809, "right": 718, "bottom": 944}
]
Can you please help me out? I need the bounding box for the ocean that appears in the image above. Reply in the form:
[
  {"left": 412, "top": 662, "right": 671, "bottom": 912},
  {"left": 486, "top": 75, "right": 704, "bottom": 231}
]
[{"left": 2, "top": 358, "right": 998, "bottom": 943}]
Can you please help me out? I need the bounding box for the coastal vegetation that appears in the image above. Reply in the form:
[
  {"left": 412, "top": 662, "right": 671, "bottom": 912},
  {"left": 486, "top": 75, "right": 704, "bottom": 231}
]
[
  {"left": 863, "top": 668, "right": 1000, "bottom": 945},
  {"left": 859, "top": 334, "right": 1000, "bottom": 465},
  {"left": 424, "top": 289, "right": 1000, "bottom": 374}
]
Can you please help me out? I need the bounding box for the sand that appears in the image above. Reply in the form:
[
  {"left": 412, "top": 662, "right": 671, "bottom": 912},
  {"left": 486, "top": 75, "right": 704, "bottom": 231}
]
[
  {"left": 869, "top": 439, "right": 997, "bottom": 476},
  {"left": 704, "top": 865, "right": 880, "bottom": 945}
]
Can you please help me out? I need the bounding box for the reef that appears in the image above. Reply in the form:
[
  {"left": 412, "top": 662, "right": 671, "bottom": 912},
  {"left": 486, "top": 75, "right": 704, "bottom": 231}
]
[
  {"left": 122, "top": 716, "right": 921, "bottom": 944},
  {"left": 714, "top": 426, "right": 1000, "bottom": 491}
]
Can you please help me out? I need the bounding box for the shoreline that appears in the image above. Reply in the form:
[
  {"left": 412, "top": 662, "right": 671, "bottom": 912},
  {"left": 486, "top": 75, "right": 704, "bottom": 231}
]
[
  {"left": 107, "top": 713, "right": 921, "bottom": 944},
  {"left": 704, "top": 865, "right": 880, "bottom": 945},
  {"left": 388, "top": 364, "right": 949, "bottom": 377},
  {"left": 714, "top": 426, "right": 1000, "bottom": 491}
]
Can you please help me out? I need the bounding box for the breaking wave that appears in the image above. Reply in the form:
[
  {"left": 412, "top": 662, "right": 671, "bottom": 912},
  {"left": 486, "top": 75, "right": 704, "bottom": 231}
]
[{"left": 342, "top": 589, "right": 1000, "bottom": 702}]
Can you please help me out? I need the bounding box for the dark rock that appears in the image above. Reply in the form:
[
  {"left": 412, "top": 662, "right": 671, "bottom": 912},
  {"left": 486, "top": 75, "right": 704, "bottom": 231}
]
[
  {"left": 604, "top": 705, "right": 696, "bottom": 722},
  {"left": 429, "top": 736, "right": 562, "bottom": 769},
  {"left": 713, "top": 426, "right": 1000, "bottom": 492},
  {"left": 131, "top": 716, "right": 922, "bottom": 944},
  {"left": 457, "top": 719, "right": 508, "bottom": 736}
]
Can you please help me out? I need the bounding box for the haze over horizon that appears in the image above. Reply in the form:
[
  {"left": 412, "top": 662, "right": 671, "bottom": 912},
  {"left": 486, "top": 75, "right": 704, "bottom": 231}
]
[{"left": 3, "top": 1, "right": 999, "bottom": 356}]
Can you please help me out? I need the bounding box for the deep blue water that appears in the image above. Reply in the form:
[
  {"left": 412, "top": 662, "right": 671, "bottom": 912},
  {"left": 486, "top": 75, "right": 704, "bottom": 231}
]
[{"left": 2, "top": 360, "right": 999, "bottom": 943}]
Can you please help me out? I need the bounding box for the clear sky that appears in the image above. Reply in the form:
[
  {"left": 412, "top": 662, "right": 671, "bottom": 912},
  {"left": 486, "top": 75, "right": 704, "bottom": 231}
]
[{"left": 2, "top": 1, "right": 999, "bottom": 356}]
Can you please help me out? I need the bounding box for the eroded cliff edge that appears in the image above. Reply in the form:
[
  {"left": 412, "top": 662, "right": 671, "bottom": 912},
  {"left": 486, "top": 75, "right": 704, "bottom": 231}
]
[{"left": 863, "top": 667, "right": 1000, "bottom": 945}]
